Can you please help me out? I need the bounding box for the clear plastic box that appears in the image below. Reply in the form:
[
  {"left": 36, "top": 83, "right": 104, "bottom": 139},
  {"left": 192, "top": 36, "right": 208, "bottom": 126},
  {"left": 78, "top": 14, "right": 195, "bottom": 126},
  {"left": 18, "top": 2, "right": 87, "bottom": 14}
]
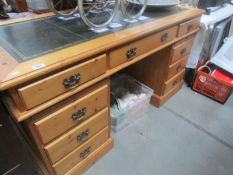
[{"left": 110, "top": 74, "right": 153, "bottom": 132}]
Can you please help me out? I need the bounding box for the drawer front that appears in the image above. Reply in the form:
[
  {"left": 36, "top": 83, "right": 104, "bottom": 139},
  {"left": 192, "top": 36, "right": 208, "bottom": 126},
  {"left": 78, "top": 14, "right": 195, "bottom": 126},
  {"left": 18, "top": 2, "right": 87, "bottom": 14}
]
[
  {"left": 65, "top": 138, "right": 113, "bottom": 175},
  {"left": 17, "top": 55, "right": 107, "bottom": 110},
  {"left": 167, "top": 56, "right": 188, "bottom": 80},
  {"left": 170, "top": 37, "right": 194, "bottom": 64},
  {"left": 164, "top": 70, "right": 185, "bottom": 94},
  {"left": 109, "top": 26, "right": 178, "bottom": 68},
  {"left": 44, "top": 108, "right": 109, "bottom": 164},
  {"left": 53, "top": 127, "right": 109, "bottom": 175},
  {"left": 177, "top": 18, "right": 200, "bottom": 37},
  {"left": 35, "top": 83, "right": 109, "bottom": 144}
]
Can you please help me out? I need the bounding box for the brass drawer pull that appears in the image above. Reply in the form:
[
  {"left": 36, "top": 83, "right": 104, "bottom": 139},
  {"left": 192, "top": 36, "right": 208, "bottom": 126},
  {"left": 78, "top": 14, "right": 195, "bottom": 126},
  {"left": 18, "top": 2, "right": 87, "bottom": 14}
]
[
  {"left": 63, "top": 73, "right": 81, "bottom": 89},
  {"left": 126, "top": 48, "right": 137, "bottom": 59},
  {"left": 176, "top": 64, "right": 182, "bottom": 72},
  {"left": 80, "top": 146, "right": 91, "bottom": 158},
  {"left": 180, "top": 48, "right": 187, "bottom": 55},
  {"left": 187, "top": 24, "right": 193, "bottom": 32},
  {"left": 161, "top": 33, "right": 168, "bottom": 42},
  {"left": 72, "top": 107, "right": 87, "bottom": 121},
  {"left": 77, "top": 129, "right": 90, "bottom": 142},
  {"left": 173, "top": 79, "right": 178, "bottom": 86}
]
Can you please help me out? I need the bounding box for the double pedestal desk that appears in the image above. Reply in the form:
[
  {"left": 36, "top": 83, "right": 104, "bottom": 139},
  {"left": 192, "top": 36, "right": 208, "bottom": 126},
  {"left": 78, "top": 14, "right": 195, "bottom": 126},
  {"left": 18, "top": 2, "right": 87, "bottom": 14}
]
[{"left": 0, "top": 7, "right": 204, "bottom": 175}]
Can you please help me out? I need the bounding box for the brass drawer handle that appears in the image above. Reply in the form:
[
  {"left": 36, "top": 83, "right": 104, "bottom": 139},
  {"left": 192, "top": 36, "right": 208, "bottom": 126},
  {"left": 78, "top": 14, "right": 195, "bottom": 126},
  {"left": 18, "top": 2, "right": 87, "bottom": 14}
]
[
  {"left": 187, "top": 24, "right": 193, "bottom": 32},
  {"left": 126, "top": 48, "right": 137, "bottom": 59},
  {"left": 176, "top": 64, "right": 182, "bottom": 72},
  {"left": 80, "top": 146, "right": 91, "bottom": 159},
  {"left": 77, "top": 129, "right": 90, "bottom": 142},
  {"left": 63, "top": 73, "right": 81, "bottom": 89},
  {"left": 72, "top": 107, "right": 87, "bottom": 121},
  {"left": 161, "top": 33, "right": 168, "bottom": 42},
  {"left": 180, "top": 48, "right": 187, "bottom": 55},
  {"left": 173, "top": 79, "right": 178, "bottom": 86}
]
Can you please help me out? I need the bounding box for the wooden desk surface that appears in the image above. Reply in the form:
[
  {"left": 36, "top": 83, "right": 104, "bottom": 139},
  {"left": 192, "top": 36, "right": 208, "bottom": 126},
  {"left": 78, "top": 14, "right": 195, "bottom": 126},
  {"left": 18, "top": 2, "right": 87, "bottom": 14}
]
[{"left": 0, "top": 7, "right": 204, "bottom": 91}]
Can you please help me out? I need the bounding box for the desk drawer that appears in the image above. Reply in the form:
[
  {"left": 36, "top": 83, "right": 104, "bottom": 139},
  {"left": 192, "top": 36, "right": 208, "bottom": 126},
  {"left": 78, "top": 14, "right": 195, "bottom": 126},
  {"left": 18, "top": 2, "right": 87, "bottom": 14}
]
[
  {"left": 164, "top": 70, "right": 185, "bottom": 94},
  {"left": 34, "top": 83, "right": 109, "bottom": 144},
  {"left": 109, "top": 26, "right": 178, "bottom": 68},
  {"left": 170, "top": 37, "right": 194, "bottom": 64},
  {"left": 44, "top": 108, "right": 109, "bottom": 164},
  {"left": 167, "top": 56, "right": 188, "bottom": 80},
  {"left": 177, "top": 18, "right": 200, "bottom": 37},
  {"left": 65, "top": 138, "right": 113, "bottom": 175},
  {"left": 53, "top": 127, "right": 109, "bottom": 175},
  {"left": 17, "top": 55, "right": 107, "bottom": 110}
]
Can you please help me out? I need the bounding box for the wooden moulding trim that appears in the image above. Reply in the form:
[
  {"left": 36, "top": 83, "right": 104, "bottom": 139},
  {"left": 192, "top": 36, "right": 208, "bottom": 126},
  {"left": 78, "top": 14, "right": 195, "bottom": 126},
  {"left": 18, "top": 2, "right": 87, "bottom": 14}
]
[
  {"left": 2, "top": 28, "right": 200, "bottom": 122},
  {"left": 0, "top": 12, "right": 54, "bottom": 26},
  {"left": 151, "top": 80, "right": 184, "bottom": 107},
  {"left": 0, "top": 48, "right": 18, "bottom": 81},
  {"left": 0, "top": 9, "right": 204, "bottom": 90}
]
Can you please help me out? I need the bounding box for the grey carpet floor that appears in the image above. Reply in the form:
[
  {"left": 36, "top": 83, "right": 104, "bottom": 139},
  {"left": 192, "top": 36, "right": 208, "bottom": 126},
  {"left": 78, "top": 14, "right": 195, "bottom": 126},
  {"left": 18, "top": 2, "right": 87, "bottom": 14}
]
[{"left": 85, "top": 85, "right": 233, "bottom": 175}]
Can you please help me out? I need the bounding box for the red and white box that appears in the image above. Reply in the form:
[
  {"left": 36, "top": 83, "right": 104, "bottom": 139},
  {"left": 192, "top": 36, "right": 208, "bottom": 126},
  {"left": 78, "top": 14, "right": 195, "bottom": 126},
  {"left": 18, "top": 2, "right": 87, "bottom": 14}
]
[{"left": 193, "top": 63, "right": 233, "bottom": 103}]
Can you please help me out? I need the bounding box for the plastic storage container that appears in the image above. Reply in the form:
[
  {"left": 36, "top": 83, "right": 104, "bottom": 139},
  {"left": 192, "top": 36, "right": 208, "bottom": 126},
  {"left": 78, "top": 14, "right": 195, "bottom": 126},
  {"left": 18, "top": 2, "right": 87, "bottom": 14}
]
[{"left": 110, "top": 74, "right": 153, "bottom": 132}]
